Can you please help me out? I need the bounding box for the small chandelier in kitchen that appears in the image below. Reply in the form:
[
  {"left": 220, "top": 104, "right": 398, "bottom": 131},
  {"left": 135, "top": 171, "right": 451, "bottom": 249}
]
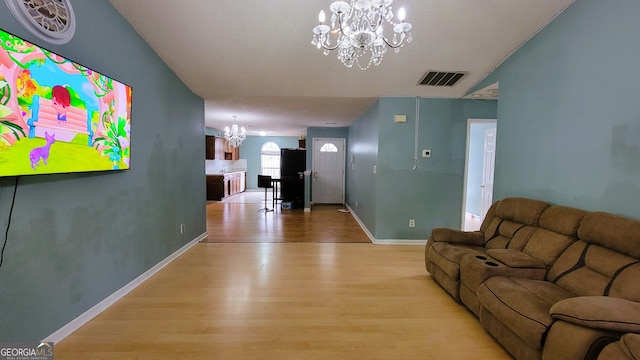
[
  {"left": 311, "top": 0, "right": 413, "bottom": 70},
  {"left": 224, "top": 116, "right": 246, "bottom": 148}
]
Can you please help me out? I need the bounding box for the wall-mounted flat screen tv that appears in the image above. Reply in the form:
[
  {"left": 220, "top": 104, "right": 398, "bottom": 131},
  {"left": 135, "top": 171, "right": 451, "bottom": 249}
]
[{"left": 0, "top": 29, "right": 132, "bottom": 177}]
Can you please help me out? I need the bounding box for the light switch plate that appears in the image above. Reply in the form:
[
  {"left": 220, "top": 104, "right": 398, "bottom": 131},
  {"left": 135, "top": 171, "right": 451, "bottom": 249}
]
[{"left": 394, "top": 114, "right": 407, "bottom": 123}]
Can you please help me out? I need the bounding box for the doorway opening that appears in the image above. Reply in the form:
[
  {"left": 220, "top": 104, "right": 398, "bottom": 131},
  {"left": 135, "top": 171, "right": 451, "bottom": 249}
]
[{"left": 462, "top": 119, "right": 497, "bottom": 231}]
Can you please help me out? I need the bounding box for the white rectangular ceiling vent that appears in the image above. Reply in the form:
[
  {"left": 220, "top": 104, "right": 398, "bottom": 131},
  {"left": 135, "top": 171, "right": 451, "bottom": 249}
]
[{"left": 419, "top": 71, "right": 468, "bottom": 86}]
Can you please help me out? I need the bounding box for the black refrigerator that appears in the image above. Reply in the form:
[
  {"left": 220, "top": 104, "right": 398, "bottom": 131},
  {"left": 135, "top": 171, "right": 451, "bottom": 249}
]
[{"left": 280, "top": 148, "right": 306, "bottom": 209}]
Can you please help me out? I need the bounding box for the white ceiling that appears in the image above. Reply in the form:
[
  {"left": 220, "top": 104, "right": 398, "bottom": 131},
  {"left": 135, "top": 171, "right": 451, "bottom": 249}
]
[{"left": 108, "top": 0, "right": 574, "bottom": 136}]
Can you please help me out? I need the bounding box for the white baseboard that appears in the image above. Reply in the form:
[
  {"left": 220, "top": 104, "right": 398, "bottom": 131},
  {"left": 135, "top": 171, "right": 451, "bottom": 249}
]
[
  {"left": 43, "top": 232, "right": 208, "bottom": 344},
  {"left": 344, "top": 203, "right": 375, "bottom": 243},
  {"left": 372, "top": 239, "right": 427, "bottom": 245},
  {"left": 344, "top": 204, "right": 425, "bottom": 245}
]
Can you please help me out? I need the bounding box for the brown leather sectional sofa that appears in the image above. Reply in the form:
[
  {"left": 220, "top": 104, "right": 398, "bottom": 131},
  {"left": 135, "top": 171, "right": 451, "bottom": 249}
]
[{"left": 425, "top": 197, "right": 640, "bottom": 360}]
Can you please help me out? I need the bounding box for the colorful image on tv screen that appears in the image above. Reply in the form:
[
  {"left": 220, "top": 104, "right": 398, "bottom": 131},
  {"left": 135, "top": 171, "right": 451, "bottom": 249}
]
[{"left": 0, "top": 29, "right": 132, "bottom": 177}]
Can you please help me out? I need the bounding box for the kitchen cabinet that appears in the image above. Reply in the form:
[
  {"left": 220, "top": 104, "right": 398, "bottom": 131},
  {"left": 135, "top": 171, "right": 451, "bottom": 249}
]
[
  {"left": 224, "top": 141, "right": 240, "bottom": 160},
  {"left": 215, "top": 137, "right": 226, "bottom": 160},
  {"left": 206, "top": 171, "right": 246, "bottom": 200},
  {"left": 206, "top": 175, "right": 223, "bottom": 200},
  {"left": 206, "top": 135, "right": 241, "bottom": 160},
  {"left": 205, "top": 136, "right": 241, "bottom": 160},
  {"left": 205, "top": 135, "right": 216, "bottom": 159},
  {"left": 224, "top": 172, "right": 244, "bottom": 196}
]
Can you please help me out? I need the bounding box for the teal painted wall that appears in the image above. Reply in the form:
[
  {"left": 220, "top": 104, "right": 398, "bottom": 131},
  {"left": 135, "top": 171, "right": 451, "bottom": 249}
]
[
  {"left": 239, "top": 136, "right": 298, "bottom": 189},
  {"left": 480, "top": 0, "right": 640, "bottom": 217},
  {"left": 346, "top": 102, "right": 380, "bottom": 236},
  {"left": 376, "top": 98, "right": 497, "bottom": 239},
  {"left": 466, "top": 122, "right": 496, "bottom": 216},
  {"left": 0, "top": 0, "right": 205, "bottom": 341},
  {"left": 346, "top": 98, "right": 497, "bottom": 240}
]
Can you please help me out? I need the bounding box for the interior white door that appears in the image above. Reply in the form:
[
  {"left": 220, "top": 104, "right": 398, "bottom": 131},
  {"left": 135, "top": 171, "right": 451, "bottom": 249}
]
[
  {"left": 480, "top": 127, "right": 497, "bottom": 219},
  {"left": 312, "top": 138, "right": 345, "bottom": 204}
]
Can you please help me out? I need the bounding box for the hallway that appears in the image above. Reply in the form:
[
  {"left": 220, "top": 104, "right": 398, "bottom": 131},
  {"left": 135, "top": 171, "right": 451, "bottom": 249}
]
[{"left": 205, "top": 192, "right": 371, "bottom": 243}]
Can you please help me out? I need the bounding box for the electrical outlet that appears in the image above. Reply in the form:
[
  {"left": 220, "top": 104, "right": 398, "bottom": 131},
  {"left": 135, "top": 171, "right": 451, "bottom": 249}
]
[
  {"left": 180, "top": 223, "right": 185, "bottom": 234},
  {"left": 355, "top": 200, "right": 359, "bottom": 207},
  {"left": 373, "top": 165, "right": 377, "bottom": 174},
  {"left": 409, "top": 219, "right": 415, "bottom": 228}
]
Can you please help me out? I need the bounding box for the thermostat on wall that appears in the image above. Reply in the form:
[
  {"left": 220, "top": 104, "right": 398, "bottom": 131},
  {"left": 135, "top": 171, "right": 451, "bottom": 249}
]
[{"left": 394, "top": 114, "right": 407, "bottom": 123}]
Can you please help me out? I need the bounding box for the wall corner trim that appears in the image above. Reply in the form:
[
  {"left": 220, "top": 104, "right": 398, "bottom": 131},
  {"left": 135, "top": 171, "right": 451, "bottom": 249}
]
[{"left": 42, "top": 232, "right": 208, "bottom": 344}]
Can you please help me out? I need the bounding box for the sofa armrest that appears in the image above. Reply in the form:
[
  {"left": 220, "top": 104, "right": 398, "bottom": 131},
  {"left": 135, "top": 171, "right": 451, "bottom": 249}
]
[
  {"left": 485, "top": 249, "right": 546, "bottom": 269},
  {"left": 430, "top": 228, "right": 484, "bottom": 245},
  {"left": 550, "top": 296, "right": 640, "bottom": 333}
]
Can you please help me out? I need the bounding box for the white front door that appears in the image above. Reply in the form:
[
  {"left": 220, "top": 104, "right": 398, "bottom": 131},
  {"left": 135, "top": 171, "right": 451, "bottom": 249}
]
[
  {"left": 480, "top": 127, "right": 497, "bottom": 219},
  {"left": 312, "top": 138, "right": 345, "bottom": 204}
]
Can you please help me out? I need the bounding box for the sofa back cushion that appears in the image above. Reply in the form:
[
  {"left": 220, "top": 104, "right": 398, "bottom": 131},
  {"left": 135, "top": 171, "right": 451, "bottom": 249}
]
[
  {"left": 548, "top": 240, "right": 639, "bottom": 298},
  {"left": 483, "top": 197, "right": 550, "bottom": 249},
  {"left": 577, "top": 212, "right": 640, "bottom": 259},
  {"left": 521, "top": 205, "right": 587, "bottom": 267},
  {"left": 608, "top": 262, "right": 640, "bottom": 302},
  {"left": 570, "top": 211, "right": 640, "bottom": 302}
]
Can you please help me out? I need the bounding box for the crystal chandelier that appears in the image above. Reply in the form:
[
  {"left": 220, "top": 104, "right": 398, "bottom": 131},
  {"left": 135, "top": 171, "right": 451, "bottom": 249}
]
[
  {"left": 224, "top": 116, "right": 246, "bottom": 148},
  {"left": 311, "top": 0, "right": 413, "bottom": 70}
]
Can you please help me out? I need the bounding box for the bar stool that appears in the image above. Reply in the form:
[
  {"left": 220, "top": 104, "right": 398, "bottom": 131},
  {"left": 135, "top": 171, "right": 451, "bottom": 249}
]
[{"left": 257, "top": 175, "right": 273, "bottom": 212}]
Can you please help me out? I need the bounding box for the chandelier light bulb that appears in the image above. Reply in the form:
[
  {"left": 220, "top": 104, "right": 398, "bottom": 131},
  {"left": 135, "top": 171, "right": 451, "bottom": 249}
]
[
  {"left": 318, "top": 10, "right": 326, "bottom": 23},
  {"left": 398, "top": 8, "right": 406, "bottom": 22}
]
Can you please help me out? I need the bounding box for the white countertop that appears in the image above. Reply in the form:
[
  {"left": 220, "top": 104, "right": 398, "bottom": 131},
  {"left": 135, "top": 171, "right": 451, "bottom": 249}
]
[{"left": 206, "top": 170, "right": 245, "bottom": 176}]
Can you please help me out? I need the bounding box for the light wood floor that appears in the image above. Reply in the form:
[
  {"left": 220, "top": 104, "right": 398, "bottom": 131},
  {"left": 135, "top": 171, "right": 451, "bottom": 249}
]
[
  {"left": 205, "top": 197, "right": 371, "bottom": 243},
  {"left": 54, "top": 199, "right": 510, "bottom": 359}
]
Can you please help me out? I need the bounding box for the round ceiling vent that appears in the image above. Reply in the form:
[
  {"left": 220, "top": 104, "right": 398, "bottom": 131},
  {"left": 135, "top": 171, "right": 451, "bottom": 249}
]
[{"left": 4, "top": 0, "right": 76, "bottom": 45}]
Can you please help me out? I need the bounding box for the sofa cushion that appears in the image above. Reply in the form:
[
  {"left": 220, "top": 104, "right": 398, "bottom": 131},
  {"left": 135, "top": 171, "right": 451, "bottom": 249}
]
[
  {"left": 494, "top": 197, "right": 550, "bottom": 226},
  {"left": 478, "top": 277, "right": 574, "bottom": 349},
  {"left": 548, "top": 240, "right": 639, "bottom": 297},
  {"left": 516, "top": 205, "right": 587, "bottom": 267},
  {"left": 428, "top": 242, "right": 485, "bottom": 281},
  {"left": 522, "top": 228, "right": 577, "bottom": 267},
  {"left": 539, "top": 205, "right": 587, "bottom": 236},
  {"left": 482, "top": 197, "right": 549, "bottom": 243},
  {"left": 608, "top": 263, "right": 640, "bottom": 302},
  {"left": 550, "top": 296, "right": 640, "bottom": 333},
  {"left": 620, "top": 333, "right": 640, "bottom": 359},
  {"left": 598, "top": 333, "right": 640, "bottom": 360},
  {"left": 578, "top": 212, "right": 640, "bottom": 259},
  {"left": 486, "top": 249, "right": 546, "bottom": 268},
  {"left": 431, "top": 228, "right": 484, "bottom": 245}
]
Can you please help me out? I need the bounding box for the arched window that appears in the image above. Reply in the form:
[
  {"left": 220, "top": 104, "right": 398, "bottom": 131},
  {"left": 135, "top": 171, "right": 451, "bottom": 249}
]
[
  {"left": 261, "top": 142, "right": 280, "bottom": 178},
  {"left": 320, "top": 143, "right": 339, "bottom": 152}
]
